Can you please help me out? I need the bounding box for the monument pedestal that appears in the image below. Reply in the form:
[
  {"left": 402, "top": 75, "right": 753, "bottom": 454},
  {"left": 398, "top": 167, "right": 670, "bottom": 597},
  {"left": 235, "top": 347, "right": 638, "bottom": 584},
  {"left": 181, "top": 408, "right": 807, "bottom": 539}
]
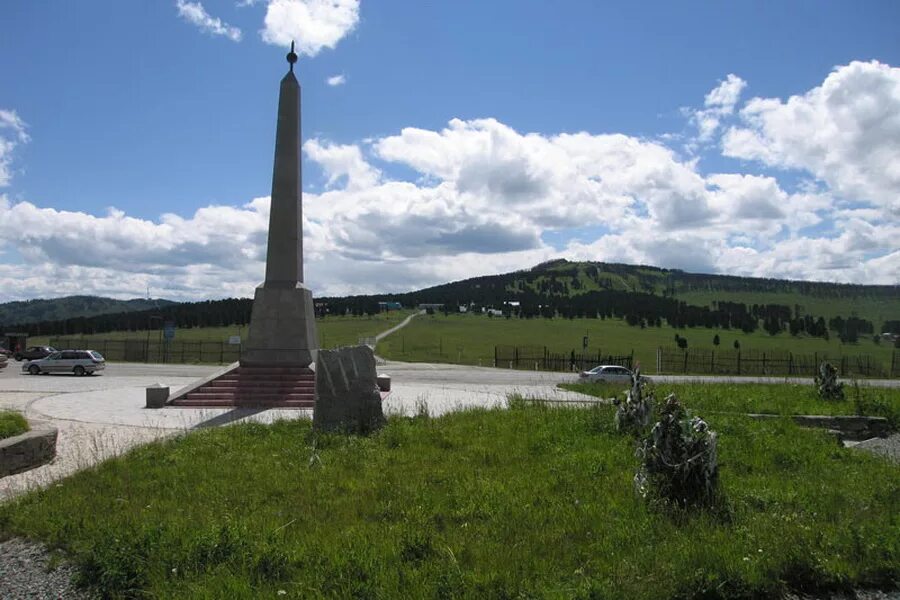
[{"left": 240, "top": 283, "right": 318, "bottom": 367}]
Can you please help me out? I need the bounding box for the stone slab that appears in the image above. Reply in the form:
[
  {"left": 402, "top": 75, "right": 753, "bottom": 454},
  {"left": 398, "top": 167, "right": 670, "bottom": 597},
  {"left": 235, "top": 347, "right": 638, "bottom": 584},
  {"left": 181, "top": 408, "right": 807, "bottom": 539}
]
[
  {"left": 314, "top": 346, "right": 384, "bottom": 434},
  {"left": 0, "top": 428, "right": 57, "bottom": 478}
]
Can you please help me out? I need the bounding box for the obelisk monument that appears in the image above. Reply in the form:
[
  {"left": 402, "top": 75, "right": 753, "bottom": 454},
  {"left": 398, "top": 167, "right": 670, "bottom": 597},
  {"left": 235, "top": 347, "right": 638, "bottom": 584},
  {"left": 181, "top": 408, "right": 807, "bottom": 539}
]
[{"left": 241, "top": 43, "right": 318, "bottom": 367}]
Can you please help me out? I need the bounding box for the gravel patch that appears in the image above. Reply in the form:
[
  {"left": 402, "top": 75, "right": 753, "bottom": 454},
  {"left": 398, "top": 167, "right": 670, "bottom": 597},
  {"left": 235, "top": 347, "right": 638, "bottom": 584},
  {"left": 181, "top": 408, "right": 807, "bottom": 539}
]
[
  {"left": 849, "top": 433, "right": 900, "bottom": 463},
  {"left": 0, "top": 538, "right": 93, "bottom": 599}
]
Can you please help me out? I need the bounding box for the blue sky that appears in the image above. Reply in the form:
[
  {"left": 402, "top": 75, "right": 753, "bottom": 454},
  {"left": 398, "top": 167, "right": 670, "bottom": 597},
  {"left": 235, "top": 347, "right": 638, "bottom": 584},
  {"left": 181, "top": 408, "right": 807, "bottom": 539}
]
[{"left": 0, "top": 1, "right": 898, "bottom": 301}]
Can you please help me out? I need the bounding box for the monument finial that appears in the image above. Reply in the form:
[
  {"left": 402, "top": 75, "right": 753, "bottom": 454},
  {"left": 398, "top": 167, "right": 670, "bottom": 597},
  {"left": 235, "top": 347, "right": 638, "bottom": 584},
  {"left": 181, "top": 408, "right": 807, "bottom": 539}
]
[{"left": 286, "top": 41, "right": 298, "bottom": 72}]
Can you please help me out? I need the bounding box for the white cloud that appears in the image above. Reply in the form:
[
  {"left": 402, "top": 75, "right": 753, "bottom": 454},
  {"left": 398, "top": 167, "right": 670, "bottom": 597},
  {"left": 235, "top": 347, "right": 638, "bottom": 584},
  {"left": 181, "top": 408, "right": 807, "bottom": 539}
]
[
  {"left": 689, "top": 73, "right": 747, "bottom": 143},
  {"left": 176, "top": 0, "right": 242, "bottom": 42},
  {"left": 326, "top": 74, "right": 346, "bottom": 86},
  {"left": 1, "top": 62, "right": 897, "bottom": 301},
  {"left": 303, "top": 139, "right": 379, "bottom": 190},
  {"left": 261, "top": 0, "right": 359, "bottom": 55},
  {"left": 0, "top": 109, "right": 29, "bottom": 187},
  {"left": 723, "top": 60, "right": 900, "bottom": 217}
]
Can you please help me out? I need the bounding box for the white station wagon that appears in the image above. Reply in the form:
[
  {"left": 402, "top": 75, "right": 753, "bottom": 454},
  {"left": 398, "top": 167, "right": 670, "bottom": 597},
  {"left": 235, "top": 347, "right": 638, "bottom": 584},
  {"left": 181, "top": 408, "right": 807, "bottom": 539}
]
[
  {"left": 23, "top": 350, "right": 106, "bottom": 376},
  {"left": 578, "top": 365, "right": 638, "bottom": 384}
]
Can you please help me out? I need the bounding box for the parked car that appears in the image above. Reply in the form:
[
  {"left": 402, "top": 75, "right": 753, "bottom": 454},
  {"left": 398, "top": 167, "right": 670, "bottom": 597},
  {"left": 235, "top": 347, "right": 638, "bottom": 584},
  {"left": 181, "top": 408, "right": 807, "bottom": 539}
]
[
  {"left": 0, "top": 354, "right": 7, "bottom": 369},
  {"left": 13, "top": 346, "right": 56, "bottom": 361},
  {"left": 22, "top": 350, "right": 105, "bottom": 376},
  {"left": 0, "top": 347, "right": 11, "bottom": 357},
  {"left": 578, "top": 365, "right": 642, "bottom": 384}
]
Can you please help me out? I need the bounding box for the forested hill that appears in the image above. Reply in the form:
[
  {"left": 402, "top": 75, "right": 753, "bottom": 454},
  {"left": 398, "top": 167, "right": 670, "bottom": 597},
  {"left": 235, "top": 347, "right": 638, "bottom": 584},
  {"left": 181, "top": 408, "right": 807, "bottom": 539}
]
[
  {"left": 409, "top": 259, "right": 898, "bottom": 302},
  {"left": 0, "top": 296, "right": 176, "bottom": 327},
  {"left": 325, "top": 259, "right": 899, "bottom": 333},
  {"left": 6, "top": 260, "right": 899, "bottom": 340}
]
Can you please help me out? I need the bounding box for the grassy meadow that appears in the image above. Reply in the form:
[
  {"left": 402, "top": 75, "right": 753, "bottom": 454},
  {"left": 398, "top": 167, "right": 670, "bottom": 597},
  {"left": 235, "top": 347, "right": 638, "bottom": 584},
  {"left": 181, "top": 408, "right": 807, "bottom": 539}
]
[
  {"left": 562, "top": 381, "right": 900, "bottom": 428},
  {"left": 1, "top": 393, "right": 898, "bottom": 598},
  {"left": 30, "top": 310, "right": 415, "bottom": 353},
  {"left": 376, "top": 312, "right": 897, "bottom": 373}
]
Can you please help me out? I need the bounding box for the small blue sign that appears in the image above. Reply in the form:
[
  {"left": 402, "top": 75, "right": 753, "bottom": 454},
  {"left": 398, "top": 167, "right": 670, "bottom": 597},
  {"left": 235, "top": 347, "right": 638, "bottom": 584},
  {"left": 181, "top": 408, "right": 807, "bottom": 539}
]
[{"left": 163, "top": 321, "right": 176, "bottom": 341}]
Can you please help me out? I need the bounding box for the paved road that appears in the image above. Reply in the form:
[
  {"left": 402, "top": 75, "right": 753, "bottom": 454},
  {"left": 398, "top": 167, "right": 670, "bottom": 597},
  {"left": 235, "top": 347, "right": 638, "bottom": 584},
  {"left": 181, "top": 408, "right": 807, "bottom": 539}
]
[{"left": 374, "top": 310, "right": 424, "bottom": 343}]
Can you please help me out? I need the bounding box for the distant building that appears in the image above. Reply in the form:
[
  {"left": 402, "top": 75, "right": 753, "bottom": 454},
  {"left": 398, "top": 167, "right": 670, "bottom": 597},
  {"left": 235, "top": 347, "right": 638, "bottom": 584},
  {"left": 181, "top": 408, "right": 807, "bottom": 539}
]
[
  {"left": 378, "top": 301, "right": 403, "bottom": 311},
  {"left": 418, "top": 303, "right": 444, "bottom": 310}
]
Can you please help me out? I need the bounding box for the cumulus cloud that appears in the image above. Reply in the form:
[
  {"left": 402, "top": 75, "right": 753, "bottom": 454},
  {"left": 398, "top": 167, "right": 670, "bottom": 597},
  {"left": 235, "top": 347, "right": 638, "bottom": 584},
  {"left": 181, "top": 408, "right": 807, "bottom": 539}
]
[
  {"left": 176, "top": 0, "right": 242, "bottom": 42},
  {"left": 261, "top": 0, "right": 359, "bottom": 55},
  {"left": 326, "top": 74, "right": 346, "bottom": 86},
  {"left": 723, "top": 60, "right": 900, "bottom": 216},
  {"left": 1, "top": 62, "right": 897, "bottom": 301}
]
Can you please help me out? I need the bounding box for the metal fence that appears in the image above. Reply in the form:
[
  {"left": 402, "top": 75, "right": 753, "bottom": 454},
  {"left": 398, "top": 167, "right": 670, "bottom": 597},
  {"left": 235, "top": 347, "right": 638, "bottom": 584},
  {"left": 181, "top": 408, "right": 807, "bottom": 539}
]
[
  {"left": 494, "top": 345, "right": 633, "bottom": 372},
  {"left": 656, "top": 346, "right": 899, "bottom": 378},
  {"left": 49, "top": 338, "right": 242, "bottom": 364}
]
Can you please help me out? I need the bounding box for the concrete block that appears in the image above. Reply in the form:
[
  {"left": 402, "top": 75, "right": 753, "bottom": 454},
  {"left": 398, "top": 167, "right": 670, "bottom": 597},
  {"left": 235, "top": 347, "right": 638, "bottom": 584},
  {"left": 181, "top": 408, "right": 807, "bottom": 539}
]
[
  {"left": 146, "top": 384, "right": 170, "bottom": 409},
  {"left": 376, "top": 374, "right": 391, "bottom": 392}
]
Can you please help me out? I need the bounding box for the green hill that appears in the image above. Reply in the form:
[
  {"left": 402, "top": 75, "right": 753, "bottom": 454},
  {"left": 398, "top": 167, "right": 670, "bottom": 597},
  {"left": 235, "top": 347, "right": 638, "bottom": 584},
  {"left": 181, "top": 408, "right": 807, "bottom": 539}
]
[
  {"left": 0, "top": 295, "right": 176, "bottom": 327},
  {"left": 393, "top": 259, "right": 898, "bottom": 330}
]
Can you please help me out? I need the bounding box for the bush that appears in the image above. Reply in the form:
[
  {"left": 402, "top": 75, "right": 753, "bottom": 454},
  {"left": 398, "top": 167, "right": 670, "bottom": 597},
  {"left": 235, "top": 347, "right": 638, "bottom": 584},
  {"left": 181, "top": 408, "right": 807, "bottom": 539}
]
[
  {"left": 814, "top": 361, "right": 844, "bottom": 401},
  {"left": 613, "top": 367, "right": 653, "bottom": 435},
  {"left": 634, "top": 394, "right": 719, "bottom": 509}
]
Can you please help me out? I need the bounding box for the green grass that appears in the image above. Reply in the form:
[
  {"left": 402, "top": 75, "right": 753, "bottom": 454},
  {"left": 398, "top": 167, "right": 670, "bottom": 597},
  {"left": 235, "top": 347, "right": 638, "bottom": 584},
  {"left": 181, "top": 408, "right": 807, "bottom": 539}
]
[
  {"left": 1, "top": 399, "right": 898, "bottom": 598},
  {"left": 377, "top": 313, "right": 897, "bottom": 373},
  {"left": 0, "top": 410, "right": 29, "bottom": 440},
  {"left": 31, "top": 310, "right": 415, "bottom": 352},
  {"left": 561, "top": 382, "right": 900, "bottom": 429}
]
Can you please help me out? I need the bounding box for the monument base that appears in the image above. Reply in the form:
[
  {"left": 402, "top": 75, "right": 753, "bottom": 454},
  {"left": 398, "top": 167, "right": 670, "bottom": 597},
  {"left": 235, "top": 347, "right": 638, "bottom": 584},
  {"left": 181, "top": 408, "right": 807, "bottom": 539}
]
[{"left": 240, "top": 283, "right": 318, "bottom": 367}]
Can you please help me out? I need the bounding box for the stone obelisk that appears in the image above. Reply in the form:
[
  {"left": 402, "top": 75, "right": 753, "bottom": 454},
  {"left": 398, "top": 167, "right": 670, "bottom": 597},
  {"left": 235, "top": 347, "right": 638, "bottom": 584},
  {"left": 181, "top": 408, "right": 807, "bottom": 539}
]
[{"left": 241, "top": 43, "right": 318, "bottom": 367}]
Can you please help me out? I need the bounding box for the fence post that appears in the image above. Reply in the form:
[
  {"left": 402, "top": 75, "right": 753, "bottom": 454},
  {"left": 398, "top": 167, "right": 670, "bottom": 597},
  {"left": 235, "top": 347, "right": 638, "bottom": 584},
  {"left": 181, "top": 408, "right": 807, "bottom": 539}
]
[
  {"left": 892, "top": 351, "right": 897, "bottom": 378},
  {"left": 762, "top": 352, "right": 766, "bottom": 374},
  {"left": 683, "top": 350, "right": 688, "bottom": 373},
  {"left": 514, "top": 346, "right": 519, "bottom": 370},
  {"left": 788, "top": 353, "right": 793, "bottom": 376},
  {"left": 220, "top": 343, "right": 224, "bottom": 364},
  {"left": 737, "top": 351, "right": 741, "bottom": 375},
  {"left": 711, "top": 350, "right": 715, "bottom": 373},
  {"left": 656, "top": 347, "right": 661, "bottom": 374},
  {"left": 841, "top": 355, "right": 847, "bottom": 377},
  {"left": 543, "top": 346, "right": 548, "bottom": 371},
  {"left": 494, "top": 346, "right": 497, "bottom": 368}
]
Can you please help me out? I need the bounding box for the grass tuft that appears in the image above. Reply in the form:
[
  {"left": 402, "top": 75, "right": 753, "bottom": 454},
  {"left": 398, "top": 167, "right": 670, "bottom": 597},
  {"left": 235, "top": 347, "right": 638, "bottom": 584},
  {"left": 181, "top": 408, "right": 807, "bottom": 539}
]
[{"left": 0, "top": 410, "right": 29, "bottom": 440}]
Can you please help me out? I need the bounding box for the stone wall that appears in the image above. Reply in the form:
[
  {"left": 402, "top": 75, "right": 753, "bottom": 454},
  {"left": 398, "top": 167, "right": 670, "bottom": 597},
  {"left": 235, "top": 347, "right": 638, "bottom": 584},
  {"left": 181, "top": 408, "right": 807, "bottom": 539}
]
[{"left": 0, "top": 427, "right": 58, "bottom": 478}]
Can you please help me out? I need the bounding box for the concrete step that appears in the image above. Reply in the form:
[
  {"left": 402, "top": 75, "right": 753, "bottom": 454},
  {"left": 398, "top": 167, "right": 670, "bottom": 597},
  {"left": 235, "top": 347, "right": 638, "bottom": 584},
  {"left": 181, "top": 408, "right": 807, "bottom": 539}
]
[
  {"left": 207, "top": 381, "right": 315, "bottom": 390},
  {"left": 217, "top": 374, "right": 315, "bottom": 382},
  {"left": 234, "top": 368, "right": 314, "bottom": 375},
  {"left": 186, "top": 391, "right": 315, "bottom": 400},
  {"left": 206, "top": 377, "right": 316, "bottom": 386},
  {"left": 171, "top": 399, "right": 314, "bottom": 409}
]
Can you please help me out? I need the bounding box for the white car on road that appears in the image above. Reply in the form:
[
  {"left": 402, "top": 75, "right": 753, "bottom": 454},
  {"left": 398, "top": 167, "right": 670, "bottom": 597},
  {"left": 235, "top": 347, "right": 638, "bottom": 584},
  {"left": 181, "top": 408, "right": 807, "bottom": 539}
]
[
  {"left": 578, "top": 365, "right": 638, "bottom": 384},
  {"left": 23, "top": 350, "right": 106, "bottom": 376}
]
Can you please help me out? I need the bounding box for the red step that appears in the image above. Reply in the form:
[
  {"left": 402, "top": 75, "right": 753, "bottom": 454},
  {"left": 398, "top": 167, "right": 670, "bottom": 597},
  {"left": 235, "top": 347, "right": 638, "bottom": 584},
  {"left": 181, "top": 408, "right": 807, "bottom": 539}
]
[{"left": 169, "top": 364, "right": 317, "bottom": 409}]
